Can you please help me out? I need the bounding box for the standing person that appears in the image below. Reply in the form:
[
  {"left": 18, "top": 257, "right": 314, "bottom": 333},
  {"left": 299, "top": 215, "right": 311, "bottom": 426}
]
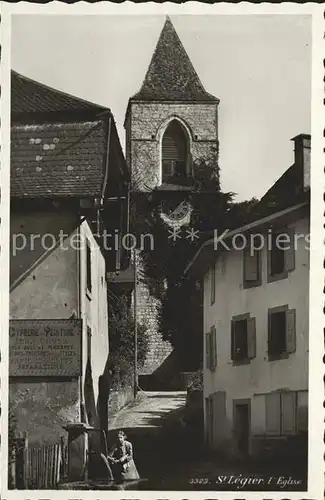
[{"left": 107, "top": 430, "right": 140, "bottom": 483}]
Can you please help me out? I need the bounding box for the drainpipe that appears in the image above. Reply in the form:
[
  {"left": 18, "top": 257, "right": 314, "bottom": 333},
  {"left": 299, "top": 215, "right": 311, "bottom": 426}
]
[{"left": 76, "top": 223, "right": 86, "bottom": 423}]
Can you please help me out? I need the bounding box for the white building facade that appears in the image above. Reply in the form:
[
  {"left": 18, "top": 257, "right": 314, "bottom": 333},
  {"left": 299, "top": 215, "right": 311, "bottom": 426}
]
[
  {"left": 203, "top": 206, "right": 309, "bottom": 458},
  {"left": 186, "top": 134, "right": 311, "bottom": 459}
]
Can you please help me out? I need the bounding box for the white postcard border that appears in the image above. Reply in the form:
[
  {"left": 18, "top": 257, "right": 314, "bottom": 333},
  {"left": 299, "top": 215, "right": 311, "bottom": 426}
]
[{"left": 0, "top": 2, "right": 324, "bottom": 499}]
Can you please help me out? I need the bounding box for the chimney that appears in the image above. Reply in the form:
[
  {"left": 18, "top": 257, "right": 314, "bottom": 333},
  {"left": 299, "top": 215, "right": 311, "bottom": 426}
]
[{"left": 291, "top": 134, "right": 311, "bottom": 191}]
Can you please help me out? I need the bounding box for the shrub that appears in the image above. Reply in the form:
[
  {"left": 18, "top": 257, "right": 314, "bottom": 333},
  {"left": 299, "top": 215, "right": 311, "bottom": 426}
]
[{"left": 107, "top": 294, "right": 149, "bottom": 389}]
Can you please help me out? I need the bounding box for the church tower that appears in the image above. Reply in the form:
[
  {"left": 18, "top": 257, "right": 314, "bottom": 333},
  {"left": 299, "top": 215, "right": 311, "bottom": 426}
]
[
  {"left": 125, "top": 16, "right": 219, "bottom": 192},
  {"left": 125, "top": 17, "right": 219, "bottom": 381}
]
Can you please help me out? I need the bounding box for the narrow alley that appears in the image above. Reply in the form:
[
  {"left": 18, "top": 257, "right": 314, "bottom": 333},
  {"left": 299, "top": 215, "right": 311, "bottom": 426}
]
[
  {"left": 105, "top": 391, "right": 188, "bottom": 488},
  {"left": 101, "top": 390, "right": 307, "bottom": 492}
]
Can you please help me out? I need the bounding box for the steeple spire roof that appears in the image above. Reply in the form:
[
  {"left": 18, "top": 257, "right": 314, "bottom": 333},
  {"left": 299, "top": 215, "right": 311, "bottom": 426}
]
[{"left": 131, "top": 17, "right": 218, "bottom": 102}]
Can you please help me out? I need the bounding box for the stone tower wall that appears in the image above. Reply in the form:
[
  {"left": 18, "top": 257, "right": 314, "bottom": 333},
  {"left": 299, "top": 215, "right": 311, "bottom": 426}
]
[
  {"left": 127, "top": 101, "right": 218, "bottom": 191},
  {"left": 135, "top": 256, "right": 172, "bottom": 375},
  {"left": 127, "top": 101, "right": 218, "bottom": 376}
]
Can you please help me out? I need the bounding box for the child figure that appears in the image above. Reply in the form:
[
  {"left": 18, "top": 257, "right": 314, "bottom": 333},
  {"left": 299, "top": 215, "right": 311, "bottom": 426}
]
[{"left": 107, "top": 430, "right": 140, "bottom": 483}]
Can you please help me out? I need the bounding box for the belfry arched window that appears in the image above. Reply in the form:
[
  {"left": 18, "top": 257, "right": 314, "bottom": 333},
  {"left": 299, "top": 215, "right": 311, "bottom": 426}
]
[{"left": 161, "top": 120, "right": 189, "bottom": 184}]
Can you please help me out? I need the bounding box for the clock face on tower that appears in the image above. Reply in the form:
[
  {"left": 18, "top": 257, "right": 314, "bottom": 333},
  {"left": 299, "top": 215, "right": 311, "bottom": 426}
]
[{"left": 159, "top": 199, "right": 192, "bottom": 228}]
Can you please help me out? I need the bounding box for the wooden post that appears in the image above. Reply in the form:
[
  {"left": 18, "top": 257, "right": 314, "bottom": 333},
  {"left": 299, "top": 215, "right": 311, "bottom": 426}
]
[
  {"left": 10, "top": 446, "right": 16, "bottom": 489},
  {"left": 22, "top": 434, "right": 28, "bottom": 489}
]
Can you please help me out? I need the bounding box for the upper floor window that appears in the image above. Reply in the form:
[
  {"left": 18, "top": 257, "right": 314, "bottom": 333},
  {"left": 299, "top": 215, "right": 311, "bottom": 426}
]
[
  {"left": 206, "top": 325, "right": 217, "bottom": 372},
  {"left": 86, "top": 240, "right": 92, "bottom": 295},
  {"left": 268, "top": 305, "right": 296, "bottom": 360},
  {"left": 162, "top": 120, "right": 189, "bottom": 184},
  {"left": 210, "top": 263, "right": 216, "bottom": 305},
  {"left": 243, "top": 247, "right": 261, "bottom": 288},
  {"left": 268, "top": 227, "right": 295, "bottom": 282},
  {"left": 231, "top": 314, "right": 256, "bottom": 364}
]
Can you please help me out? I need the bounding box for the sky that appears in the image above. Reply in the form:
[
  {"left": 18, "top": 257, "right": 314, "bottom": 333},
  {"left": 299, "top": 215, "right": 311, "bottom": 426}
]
[{"left": 11, "top": 14, "right": 311, "bottom": 201}]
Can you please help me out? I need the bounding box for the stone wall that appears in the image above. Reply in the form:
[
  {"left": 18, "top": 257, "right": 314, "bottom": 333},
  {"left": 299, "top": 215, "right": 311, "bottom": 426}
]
[
  {"left": 107, "top": 385, "right": 134, "bottom": 417},
  {"left": 9, "top": 379, "right": 80, "bottom": 445},
  {"left": 127, "top": 101, "right": 218, "bottom": 191},
  {"left": 136, "top": 275, "right": 172, "bottom": 375}
]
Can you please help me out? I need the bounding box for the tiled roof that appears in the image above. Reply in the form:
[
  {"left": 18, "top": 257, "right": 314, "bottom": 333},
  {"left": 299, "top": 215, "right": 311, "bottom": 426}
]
[
  {"left": 11, "top": 70, "right": 108, "bottom": 118},
  {"left": 11, "top": 120, "right": 106, "bottom": 198},
  {"left": 131, "top": 17, "right": 218, "bottom": 102}
]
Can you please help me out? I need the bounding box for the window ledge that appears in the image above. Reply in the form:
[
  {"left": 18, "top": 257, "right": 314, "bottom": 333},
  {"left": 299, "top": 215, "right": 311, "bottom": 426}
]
[
  {"left": 158, "top": 183, "right": 193, "bottom": 192},
  {"left": 252, "top": 435, "right": 292, "bottom": 440},
  {"left": 267, "top": 271, "right": 288, "bottom": 283},
  {"left": 243, "top": 279, "right": 262, "bottom": 289},
  {"left": 267, "top": 352, "right": 290, "bottom": 362},
  {"left": 232, "top": 358, "right": 251, "bottom": 366}
]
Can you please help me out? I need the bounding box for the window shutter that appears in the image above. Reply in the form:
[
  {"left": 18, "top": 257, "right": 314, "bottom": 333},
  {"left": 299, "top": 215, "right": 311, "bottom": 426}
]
[
  {"left": 205, "top": 397, "right": 212, "bottom": 444},
  {"left": 208, "top": 397, "right": 214, "bottom": 444},
  {"left": 162, "top": 122, "right": 187, "bottom": 161},
  {"left": 244, "top": 249, "right": 258, "bottom": 281},
  {"left": 265, "top": 392, "right": 281, "bottom": 435},
  {"left": 281, "top": 391, "right": 297, "bottom": 435},
  {"left": 267, "top": 311, "right": 273, "bottom": 355},
  {"left": 230, "top": 321, "right": 235, "bottom": 360},
  {"left": 211, "top": 264, "right": 216, "bottom": 305},
  {"left": 286, "top": 309, "right": 296, "bottom": 353},
  {"left": 211, "top": 326, "right": 217, "bottom": 371},
  {"left": 205, "top": 332, "right": 210, "bottom": 370},
  {"left": 247, "top": 317, "right": 256, "bottom": 359},
  {"left": 285, "top": 227, "right": 295, "bottom": 272}
]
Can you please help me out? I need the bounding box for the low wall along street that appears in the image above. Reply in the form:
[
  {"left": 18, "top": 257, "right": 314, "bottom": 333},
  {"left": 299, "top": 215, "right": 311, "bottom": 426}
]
[{"left": 9, "top": 319, "right": 82, "bottom": 377}]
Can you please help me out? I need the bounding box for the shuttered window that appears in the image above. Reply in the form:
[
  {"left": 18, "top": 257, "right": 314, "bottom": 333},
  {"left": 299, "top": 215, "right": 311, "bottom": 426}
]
[
  {"left": 162, "top": 120, "right": 188, "bottom": 183},
  {"left": 86, "top": 240, "right": 92, "bottom": 293},
  {"left": 231, "top": 315, "right": 256, "bottom": 362},
  {"left": 286, "top": 309, "right": 296, "bottom": 353},
  {"left": 205, "top": 331, "right": 211, "bottom": 370},
  {"left": 265, "top": 391, "right": 297, "bottom": 436},
  {"left": 243, "top": 248, "right": 261, "bottom": 288},
  {"left": 281, "top": 391, "right": 297, "bottom": 435},
  {"left": 268, "top": 226, "right": 296, "bottom": 281},
  {"left": 210, "top": 325, "right": 217, "bottom": 371},
  {"left": 247, "top": 317, "right": 256, "bottom": 359},
  {"left": 268, "top": 306, "right": 296, "bottom": 359},
  {"left": 284, "top": 227, "right": 296, "bottom": 272},
  {"left": 265, "top": 392, "right": 281, "bottom": 435},
  {"left": 206, "top": 327, "right": 217, "bottom": 372},
  {"left": 211, "top": 263, "right": 216, "bottom": 305}
]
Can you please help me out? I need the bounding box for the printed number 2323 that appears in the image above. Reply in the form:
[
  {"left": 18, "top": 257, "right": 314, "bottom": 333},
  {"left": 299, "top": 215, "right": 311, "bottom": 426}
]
[{"left": 189, "top": 478, "right": 209, "bottom": 484}]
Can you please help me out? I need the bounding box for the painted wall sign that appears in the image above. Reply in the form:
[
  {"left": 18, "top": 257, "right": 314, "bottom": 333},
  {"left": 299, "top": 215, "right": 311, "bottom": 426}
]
[{"left": 9, "top": 319, "right": 82, "bottom": 377}]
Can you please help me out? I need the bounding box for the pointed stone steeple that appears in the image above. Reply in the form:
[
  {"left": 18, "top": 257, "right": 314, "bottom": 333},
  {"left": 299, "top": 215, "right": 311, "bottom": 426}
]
[{"left": 132, "top": 17, "right": 218, "bottom": 102}]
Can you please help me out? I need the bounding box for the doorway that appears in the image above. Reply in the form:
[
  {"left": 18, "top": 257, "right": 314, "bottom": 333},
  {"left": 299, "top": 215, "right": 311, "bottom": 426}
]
[{"left": 233, "top": 399, "right": 250, "bottom": 456}]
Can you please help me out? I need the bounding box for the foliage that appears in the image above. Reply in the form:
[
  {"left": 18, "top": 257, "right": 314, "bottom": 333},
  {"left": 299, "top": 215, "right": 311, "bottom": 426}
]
[
  {"left": 9, "top": 402, "right": 17, "bottom": 447},
  {"left": 186, "top": 371, "right": 203, "bottom": 391},
  {"left": 227, "top": 196, "right": 260, "bottom": 228},
  {"left": 107, "top": 294, "right": 149, "bottom": 389},
  {"left": 192, "top": 144, "right": 220, "bottom": 192},
  {"left": 158, "top": 278, "right": 203, "bottom": 370},
  {"left": 130, "top": 145, "right": 260, "bottom": 366}
]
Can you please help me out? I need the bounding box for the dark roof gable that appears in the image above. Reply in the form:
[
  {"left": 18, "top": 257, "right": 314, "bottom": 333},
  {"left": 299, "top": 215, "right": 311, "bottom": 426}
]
[
  {"left": 250, "top": 135, "right": 311, "bottom": 220},
  {"left": 11, "top": 70, "right": 108, "bottom": 121},
  {"left": 131, "top": 17, "right": 218, "bottom": 102}
]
